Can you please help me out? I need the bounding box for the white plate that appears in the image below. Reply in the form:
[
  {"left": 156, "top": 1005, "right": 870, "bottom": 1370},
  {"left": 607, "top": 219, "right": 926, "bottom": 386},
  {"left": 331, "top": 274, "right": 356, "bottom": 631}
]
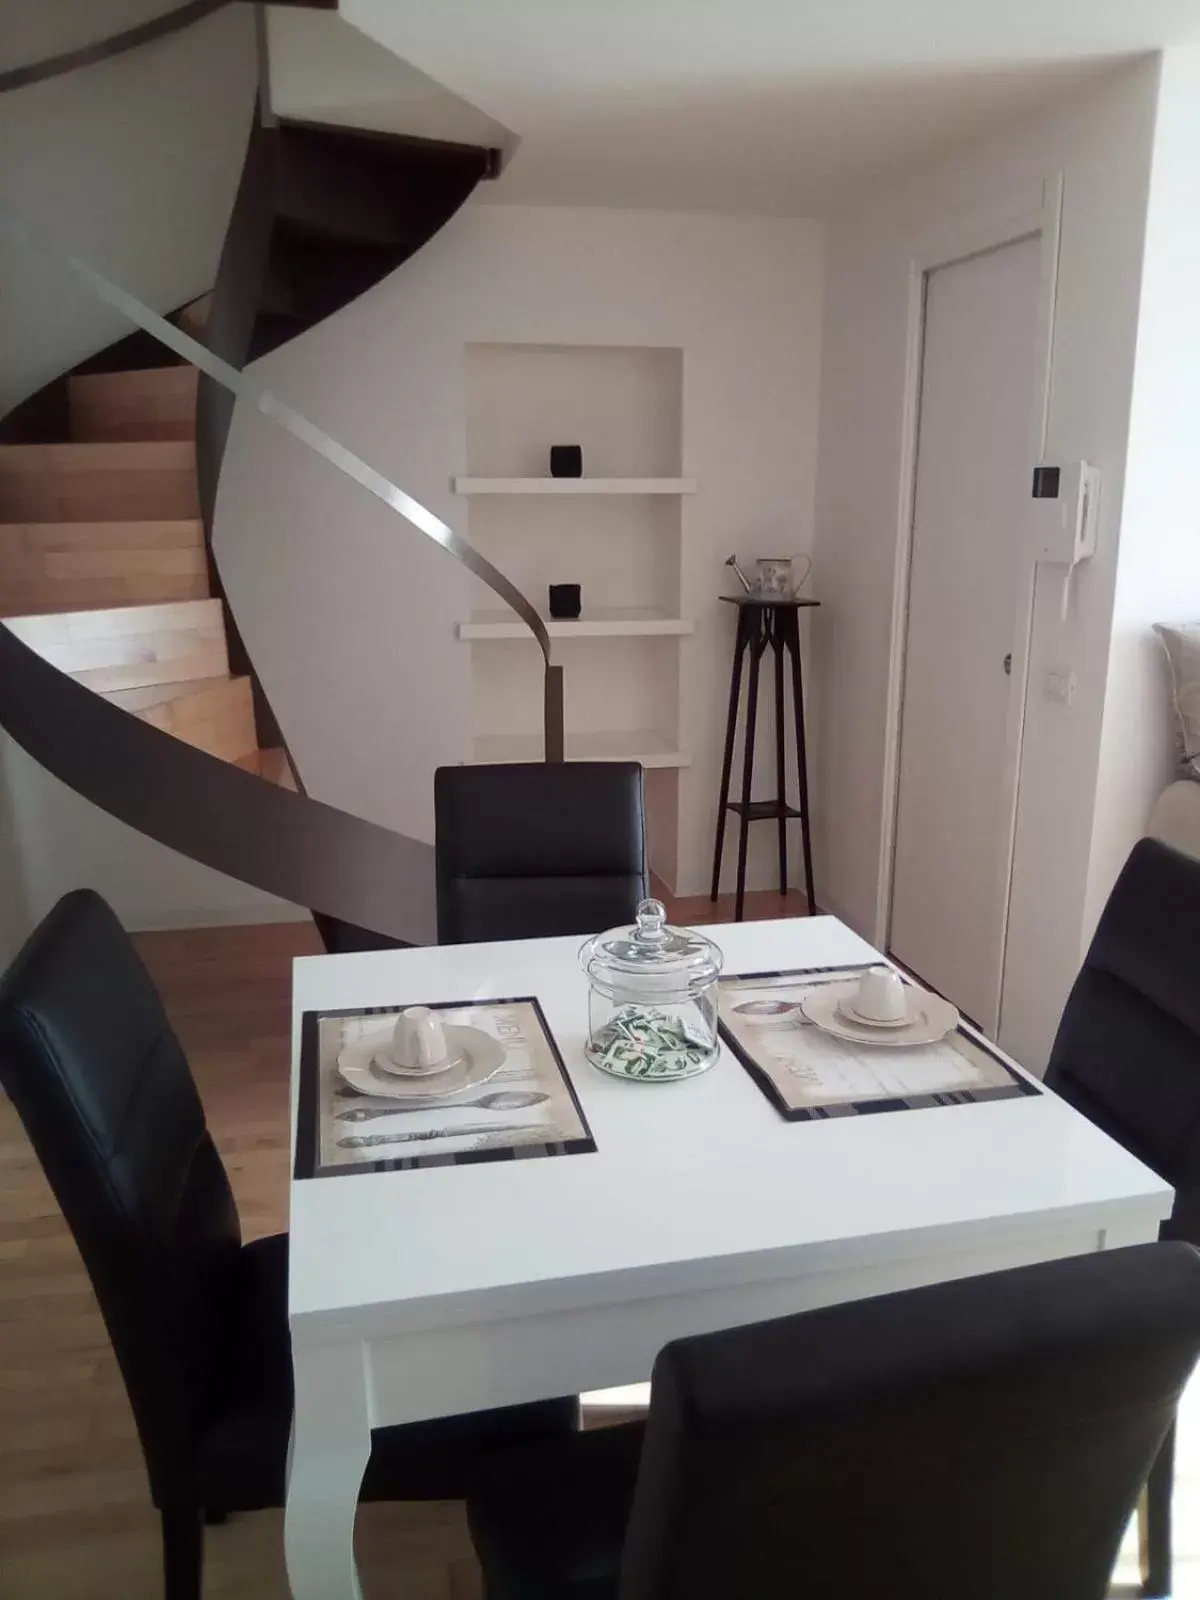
[
  {"left": 801, "top": 983, "right": 959, "bottom": 1047},
  {"left": 374, "top": 1044, "right": 464, "bottom": 1077},
  {"left": 337, "top": 1024, "right": 506, "bottom": 1100}
]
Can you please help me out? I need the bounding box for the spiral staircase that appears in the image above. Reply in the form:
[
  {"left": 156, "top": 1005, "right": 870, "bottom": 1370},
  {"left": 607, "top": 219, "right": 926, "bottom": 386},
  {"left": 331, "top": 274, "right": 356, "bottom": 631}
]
[{"left": 0, "top": 5, "right": 509, "bottom": 950}]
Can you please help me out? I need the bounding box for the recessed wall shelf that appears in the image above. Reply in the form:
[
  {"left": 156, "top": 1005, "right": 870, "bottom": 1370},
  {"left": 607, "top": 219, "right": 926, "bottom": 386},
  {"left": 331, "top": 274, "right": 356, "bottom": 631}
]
[
  {"left": 454, "top": 477, "right": 697, "bottom": 496},
  {"left": 463, "top": 339, "right": 690, "bottom": 884},
  {"left": 457, "top": 607, "right": 693, "bottom": 641},
  {"left": 471, "top": 730, "right": 691, "bottom": 769}
]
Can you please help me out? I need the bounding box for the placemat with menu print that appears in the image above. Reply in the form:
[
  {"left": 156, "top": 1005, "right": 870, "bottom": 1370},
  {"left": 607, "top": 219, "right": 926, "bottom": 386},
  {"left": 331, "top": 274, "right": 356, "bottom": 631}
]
[
  {"left": 295, "top": 996, "right": 594, "bottom": 1179},
  {"left": 718, "top": 965, "right": 1038, "bottom": 1122}
]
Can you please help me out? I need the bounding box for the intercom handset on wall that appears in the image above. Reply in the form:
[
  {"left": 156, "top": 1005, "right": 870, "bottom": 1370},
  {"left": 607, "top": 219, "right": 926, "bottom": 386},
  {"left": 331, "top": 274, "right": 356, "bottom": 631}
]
[{"left": 1031, "top": 459, "right": 1101, "bottom": 619}]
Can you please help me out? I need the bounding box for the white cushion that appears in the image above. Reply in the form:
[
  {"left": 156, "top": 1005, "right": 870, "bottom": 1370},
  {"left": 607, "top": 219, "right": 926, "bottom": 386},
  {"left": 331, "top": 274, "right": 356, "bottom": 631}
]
[{"left": 1155, "top": 623, "right": 1200, "bottom": 781}]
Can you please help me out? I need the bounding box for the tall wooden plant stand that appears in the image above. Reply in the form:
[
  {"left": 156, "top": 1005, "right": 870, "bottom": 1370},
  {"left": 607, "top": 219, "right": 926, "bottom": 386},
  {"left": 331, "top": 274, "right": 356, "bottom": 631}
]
[{"left": 711, "top": 596, "right": 820, "bottom": 920}]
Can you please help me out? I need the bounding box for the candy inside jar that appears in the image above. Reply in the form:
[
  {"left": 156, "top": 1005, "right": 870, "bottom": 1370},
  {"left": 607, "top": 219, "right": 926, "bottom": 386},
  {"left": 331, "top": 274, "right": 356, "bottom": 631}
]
[{"left": 579, "top": 900, "right": 723, "bottom": 1083}]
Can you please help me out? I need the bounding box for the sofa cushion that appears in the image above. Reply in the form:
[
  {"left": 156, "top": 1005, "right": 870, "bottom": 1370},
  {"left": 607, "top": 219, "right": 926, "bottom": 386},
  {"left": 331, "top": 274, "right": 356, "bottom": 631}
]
[{"left": 1156, "top": 622, "right": 1200, "bottom": 781}]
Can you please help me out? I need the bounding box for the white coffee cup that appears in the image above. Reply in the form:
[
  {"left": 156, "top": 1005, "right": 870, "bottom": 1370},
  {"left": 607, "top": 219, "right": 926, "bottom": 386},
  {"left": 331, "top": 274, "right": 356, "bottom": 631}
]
[
  {"left": 392, "top": 1006, "right": 449, "bottom": 1072},
  {"left": 854, "top": 966, "right": 907, "bottom": 1024}
]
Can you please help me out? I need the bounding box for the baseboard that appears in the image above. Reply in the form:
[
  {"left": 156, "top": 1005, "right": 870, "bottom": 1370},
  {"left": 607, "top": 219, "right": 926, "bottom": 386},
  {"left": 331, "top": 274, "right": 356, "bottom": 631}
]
[{"left": 122, "top": 901, "right": 314, "bottom": 933}]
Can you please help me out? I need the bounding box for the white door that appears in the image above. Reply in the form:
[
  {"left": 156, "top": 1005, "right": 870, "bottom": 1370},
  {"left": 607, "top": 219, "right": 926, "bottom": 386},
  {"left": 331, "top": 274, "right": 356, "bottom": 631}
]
[{"left": 889, "top": 233, "right": 1042, "bottom": 1032}]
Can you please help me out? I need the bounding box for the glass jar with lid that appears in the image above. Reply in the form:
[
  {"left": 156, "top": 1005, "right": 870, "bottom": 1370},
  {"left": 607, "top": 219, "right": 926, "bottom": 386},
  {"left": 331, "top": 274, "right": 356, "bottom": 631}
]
[{"left": 578, "top": 899, "right": 724, "bottom": 1082}]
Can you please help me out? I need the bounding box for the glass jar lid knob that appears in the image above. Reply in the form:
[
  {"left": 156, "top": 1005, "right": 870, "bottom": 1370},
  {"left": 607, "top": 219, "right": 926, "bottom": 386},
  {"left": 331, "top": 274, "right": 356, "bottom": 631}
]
[
  {"left": 579, "top": 897, "right": 723, "bottom": 990},
  {"left": 634, "top": 898, "right": 668, "bottom": 947}
]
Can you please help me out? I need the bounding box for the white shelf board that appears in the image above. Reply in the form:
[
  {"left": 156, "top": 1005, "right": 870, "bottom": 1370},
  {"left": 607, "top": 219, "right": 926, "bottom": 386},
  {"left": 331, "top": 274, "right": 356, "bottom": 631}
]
[
  {"left": 472, "top": 731, "right": 691, "bottom": 769},
  {"left": 454, "top": 476, "right": 696, "bottom": 496},
  {"left": 457, "top": 607, "right": 693, "bottom": 641}
]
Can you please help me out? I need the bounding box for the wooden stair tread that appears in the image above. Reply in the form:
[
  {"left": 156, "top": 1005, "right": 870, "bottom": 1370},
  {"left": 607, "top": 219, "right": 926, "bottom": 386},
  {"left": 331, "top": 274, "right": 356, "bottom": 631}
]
[
  {"left": 0, "top": 441, "right": 196, "bottom": 467},
  {"left": 3, "top": 598, "right": 228, "bottom": 693},
  {"left": 69, "top": 366, "right": 198, "bottom": 443},
  {"left": 0, "top": 440, "right": 199, "bottom": 523},
  {"left": 0, "top": 123, "right": 500, "bottom": 935},
  {"left": 103, "top": 675, "right": 235, "bottom": 712},
  {"left": 107, "top": 673, "right": 258, "bottom": 764},
  {"left": 0, "top": 574, "right": 208, "bottom": 613},
  {"left": 0, "top": 517, "right": 204, "bottom": 548},
  {"left": 235, "top": 747, "right": 299, "bottom": 791},
  {"left": 0, "top": 519, "right": 208, "bottom": 612},
  {"left": 2, "top": 595, "right": 220, "bottom": 627},
  {"left": 68, "top": 363, "right": 198, "bottom": 391},
  {"left": 176, "top": 293, "right": 211, "bottom": 337}
]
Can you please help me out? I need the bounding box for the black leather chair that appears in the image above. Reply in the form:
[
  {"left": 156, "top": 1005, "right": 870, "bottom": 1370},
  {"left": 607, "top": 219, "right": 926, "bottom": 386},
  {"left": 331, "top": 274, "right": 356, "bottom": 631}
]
[
  {"left": 0, "top": 890, "right": 576, "bottom": 1600},
  {"left": 467, "top": 1243, "right": 1200, "bottom": 1600},
  {"left": 434, "top": 762, "right": 649, "bottom": 944},
  {"left": 1046, "top": 835, "right": 1200, "bottom": 1597}
]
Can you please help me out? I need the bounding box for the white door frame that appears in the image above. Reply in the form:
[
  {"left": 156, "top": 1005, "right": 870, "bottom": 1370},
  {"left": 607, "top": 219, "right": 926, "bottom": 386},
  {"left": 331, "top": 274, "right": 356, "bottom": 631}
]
[{"left": 874, "top": 174, "right": 1063, "bottom": 1034}]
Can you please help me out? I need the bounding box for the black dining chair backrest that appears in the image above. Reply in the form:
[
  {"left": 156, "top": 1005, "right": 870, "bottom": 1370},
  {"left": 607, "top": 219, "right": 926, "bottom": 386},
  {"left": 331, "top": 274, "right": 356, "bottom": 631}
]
[
  {"left": 616, "top": 1243, "right": 1200, "bottom": 1600},
  {"left": 434, "top": 761, "right": 649, "bottom": 944},
  {"left": 1046, "top": 836, "right": 1200, "bottom": 1240},
  {"left": 0, "top": 889, "right": 241, "bottom": 1511}
]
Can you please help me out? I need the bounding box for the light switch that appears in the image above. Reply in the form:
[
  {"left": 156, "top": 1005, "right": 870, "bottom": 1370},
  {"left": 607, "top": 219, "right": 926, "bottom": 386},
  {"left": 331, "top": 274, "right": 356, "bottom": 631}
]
[{"left": 1044, "top": 668, "right": 1076, "bottom": 707}]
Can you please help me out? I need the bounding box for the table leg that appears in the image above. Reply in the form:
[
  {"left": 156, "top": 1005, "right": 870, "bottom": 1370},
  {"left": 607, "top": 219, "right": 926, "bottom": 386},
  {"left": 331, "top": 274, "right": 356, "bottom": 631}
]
[
  {"left": 285, "top": 1339, "right": 372, "bottom": 1600},
  {"left": 735, "top": 625, "right": 763, "bottom": 922},
  {"left": 711, "top": 609, "right": 748, "bottom": 901},
  {"left": 772, "top": 615, "right": 788, "bottom": 896},
  {"left": 785, "top": 609, "right": 816, "bottom": 915}
]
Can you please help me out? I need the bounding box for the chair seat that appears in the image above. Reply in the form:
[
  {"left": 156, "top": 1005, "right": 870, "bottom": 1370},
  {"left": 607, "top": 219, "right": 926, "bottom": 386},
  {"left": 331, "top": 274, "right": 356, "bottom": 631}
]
[
  {"left": 467, "top": 1421, "right": 645, "bottom": 1600},
  {"left": 198, "top": 1233, "right": 579, "bottom": 1511}
]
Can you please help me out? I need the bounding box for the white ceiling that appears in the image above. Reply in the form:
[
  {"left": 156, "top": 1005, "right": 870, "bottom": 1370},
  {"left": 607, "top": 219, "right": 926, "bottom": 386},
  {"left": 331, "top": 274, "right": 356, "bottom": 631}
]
[{"left": 342, "top": 0, "right": 1200, "bottom": 213}]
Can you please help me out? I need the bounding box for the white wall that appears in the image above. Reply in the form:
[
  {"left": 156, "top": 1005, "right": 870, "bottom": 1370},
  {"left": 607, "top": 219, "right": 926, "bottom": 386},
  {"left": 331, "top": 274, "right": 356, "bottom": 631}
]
[
  {"left": 811, "top": 59, "right": 1161, "bottom": 1070},
  {"left": 216, "top": 204, "right": 824, "bottom": 897},
  {"left": 1086, "top": 44, "right": 1200, "bottom": 930},
  {"left": 0, "top": 3, "right": 257, "bottom": 411}
]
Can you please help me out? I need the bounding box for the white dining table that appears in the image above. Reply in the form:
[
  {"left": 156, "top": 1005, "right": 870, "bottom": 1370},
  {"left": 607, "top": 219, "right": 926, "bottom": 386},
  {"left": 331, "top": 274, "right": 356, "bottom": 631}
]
[{"left": 284, "top": 914, "right": 1173, "bottom": 1600}]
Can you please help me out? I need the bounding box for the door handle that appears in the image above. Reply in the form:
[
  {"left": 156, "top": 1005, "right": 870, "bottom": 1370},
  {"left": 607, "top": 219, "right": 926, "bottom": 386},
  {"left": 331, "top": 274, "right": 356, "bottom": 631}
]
[{"left": 1003, "top": 653, "right": 1012, "bottom": 676}]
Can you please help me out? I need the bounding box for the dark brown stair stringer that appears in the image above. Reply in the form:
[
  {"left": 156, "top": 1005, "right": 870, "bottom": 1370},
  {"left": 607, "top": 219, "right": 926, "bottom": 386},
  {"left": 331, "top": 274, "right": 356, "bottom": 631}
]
[
  {"left": 195, "top": 107, "right": 498, "bottom": 757},
  {"left": 0, "top": 60, "right": 502, "bottom": 948},
  {"left": 188, "top": 105, "right": 500, "bottom": 949},
  {"left": 0, "top": 621, "right": 437, "bottom": 944}
]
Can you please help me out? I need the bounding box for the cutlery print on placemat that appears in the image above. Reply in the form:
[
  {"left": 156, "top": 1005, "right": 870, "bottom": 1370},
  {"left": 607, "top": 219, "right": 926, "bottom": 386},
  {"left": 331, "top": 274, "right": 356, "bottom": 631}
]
[
  {"left": 337, "top": 1122, "right": 558, "bottom": 1150},
  {"left": 322, "top": 998, "right": 593, "bottom": 1173},
  {"left": 336, "top": 1090, "right": 550, "bottom": 1122}
]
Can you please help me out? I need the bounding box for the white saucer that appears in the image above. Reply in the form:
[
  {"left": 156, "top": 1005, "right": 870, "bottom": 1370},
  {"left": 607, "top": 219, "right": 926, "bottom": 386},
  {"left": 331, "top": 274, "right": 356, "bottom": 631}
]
[
  {"left": 835, "top": 999, "right": 910, "bottom": 1031},
  {"left": 337, "top": 1024, "right": 506, "bottom": 1100},
  {"left": 374, "top": 1044, "right": 465, "bottom": 1077},
  {"left": 801, "top": 983, "right": 959, "bottom": 1048}
]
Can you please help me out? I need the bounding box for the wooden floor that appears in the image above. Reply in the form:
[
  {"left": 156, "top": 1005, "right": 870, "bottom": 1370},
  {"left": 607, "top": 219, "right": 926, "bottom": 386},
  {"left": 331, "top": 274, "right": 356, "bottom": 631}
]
[
  {"left": 1, "top": 907, "right": 1197, "bottom": 1597},
  {"left": 656, "top": 882, "right": 813, "bottom": 926}
]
